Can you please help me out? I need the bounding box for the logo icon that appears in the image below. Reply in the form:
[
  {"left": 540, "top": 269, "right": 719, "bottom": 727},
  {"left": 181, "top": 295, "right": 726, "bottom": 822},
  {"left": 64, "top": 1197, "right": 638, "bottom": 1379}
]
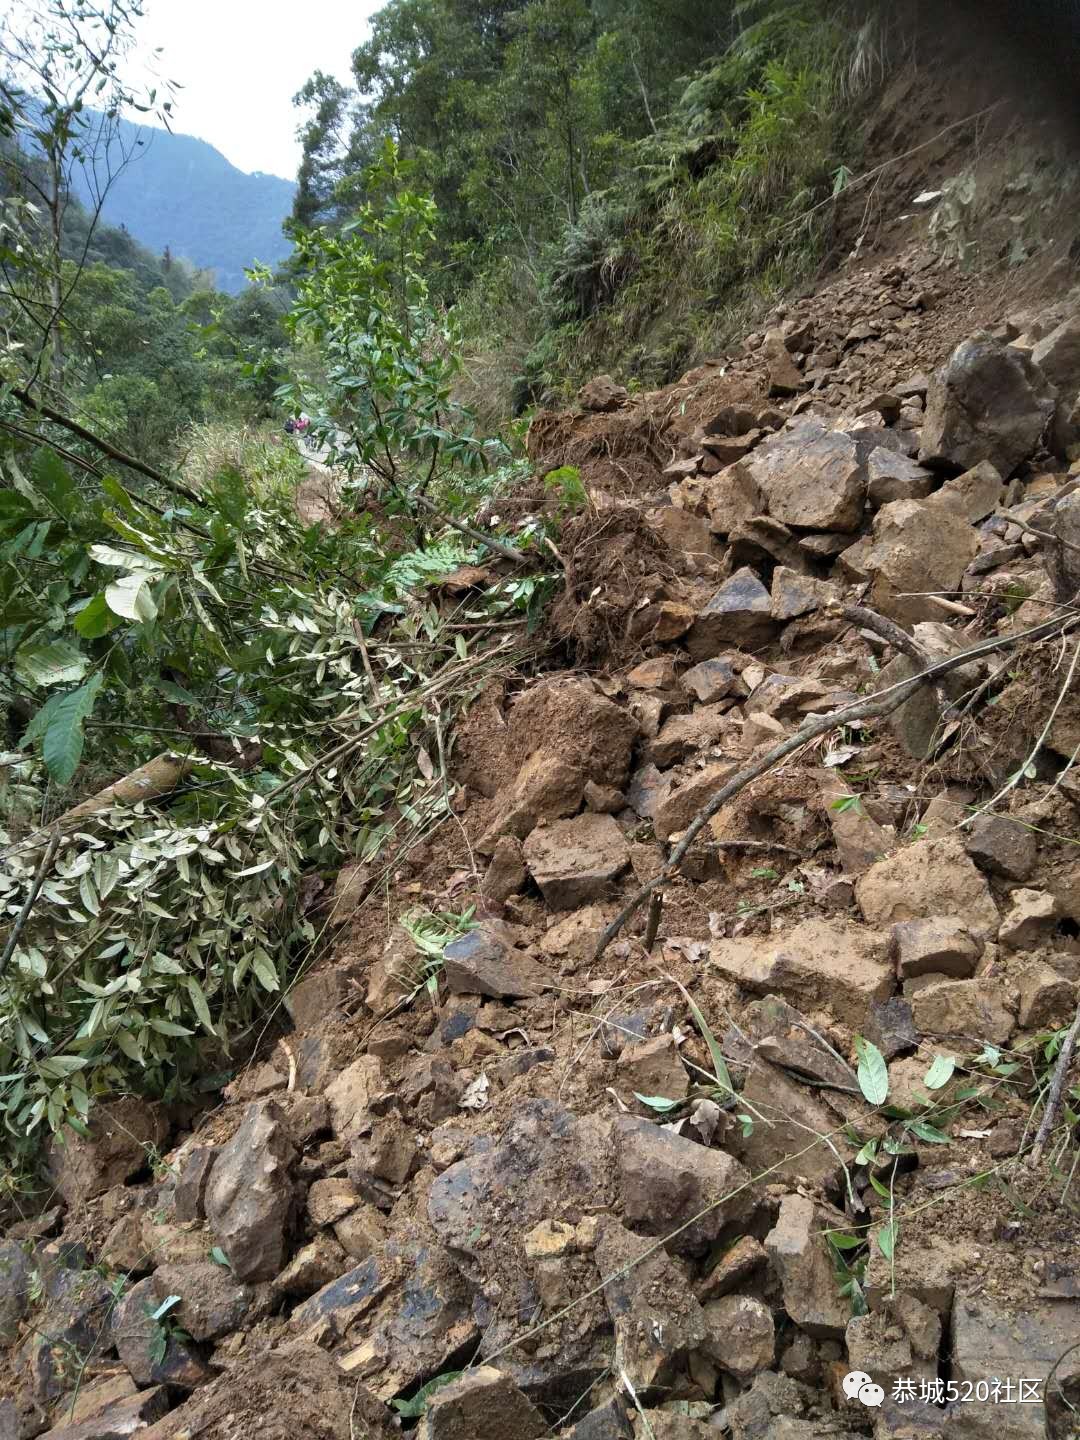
[{"left": 843, "top": 1371, "right": 885, "bottom": 1408}]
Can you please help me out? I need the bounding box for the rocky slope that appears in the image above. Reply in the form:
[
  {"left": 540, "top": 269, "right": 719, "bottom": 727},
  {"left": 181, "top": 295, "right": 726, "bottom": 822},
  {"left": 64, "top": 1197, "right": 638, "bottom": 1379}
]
[{"left": 6, "top": 230, "right": 1080, "bottom": 1440}]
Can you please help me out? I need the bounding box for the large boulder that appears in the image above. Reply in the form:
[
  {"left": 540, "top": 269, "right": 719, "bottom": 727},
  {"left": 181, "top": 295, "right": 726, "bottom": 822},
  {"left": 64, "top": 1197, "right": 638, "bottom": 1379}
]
[
  {"left": 864, "top": 498, "right": 980, "bottom": 626},
  {"left": 736, "top": 419, "right": 864, "bottom": 531},
  {"left": 920, "top": 333, "right": 1055, "bottom": 477},
  {"left": 856, "top": 834, "right": 999, "bottom": 939},
  {"left": 204, "top": 1100, "right": 297, "bottom": 1282}
]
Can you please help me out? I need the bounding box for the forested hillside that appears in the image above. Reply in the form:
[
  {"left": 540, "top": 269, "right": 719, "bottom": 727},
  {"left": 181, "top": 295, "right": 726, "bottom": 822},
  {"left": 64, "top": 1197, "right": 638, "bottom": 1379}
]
[{"left": 294, "top": 0, "right": 876, "bottom": 410}]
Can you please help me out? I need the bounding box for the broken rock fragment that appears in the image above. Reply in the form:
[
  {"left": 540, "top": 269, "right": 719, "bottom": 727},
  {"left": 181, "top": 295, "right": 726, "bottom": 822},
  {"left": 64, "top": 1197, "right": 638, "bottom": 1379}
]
[
  {"left": 442, "top": 924, "right": 553, "bottom": 997},
  {"left": 687, "top": 567, "right": 777, "bottom": 658},
  {"left": 523, "top": 813, "right": 629, "bottom": 909},
  {"left": 891, "top": 916, "right": 982, "bottom": 979},
  {"left": 613, "top": 1113, "right": 752, "bottom": 1254},
  {"left": 203, "top": 1100, "right": 297, "bottom": 1282},
  {"left": 856, "top": 834, "right": 999, "bottom": 938},
  {"left": 738, "top": 419, "right": 864, "bottom": 531},
  {"left": 418, "top": 1366, "right": 546, "bottom": 1440},
  {"left": 920, "top": 332, "right": 1055, "bottom": 477},
  {"left": 765, "top": 1194, "right": 850, "bottom": 1337}
]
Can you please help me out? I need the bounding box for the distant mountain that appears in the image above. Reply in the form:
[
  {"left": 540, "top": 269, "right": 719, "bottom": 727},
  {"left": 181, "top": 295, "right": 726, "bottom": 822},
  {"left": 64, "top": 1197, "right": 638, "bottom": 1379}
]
[{"left": 68, "top": 114, "right": 295, "bottom": 293}]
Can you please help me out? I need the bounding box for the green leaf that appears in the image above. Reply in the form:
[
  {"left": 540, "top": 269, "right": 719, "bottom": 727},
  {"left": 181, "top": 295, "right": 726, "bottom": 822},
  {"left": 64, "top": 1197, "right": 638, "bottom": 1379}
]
[
  {"left": 74, "top": 593, "right": 119, "bottom": 639},
  {"left": 209, "top": 1246, "right": 231, "bottom": 1269},
  {"left": 830, "top": 793, "right": 862, "bottom": 813},
  {"left": 854, "top": 1138, "right": 879, "bottom": 1165},
  {"left": 923, "top": 1055, "right": 956, "bottom": 1090},
  {"left": 249, "top": 949, "right": 280, "bottom": 992},
  {"left": 14, "top": 640, "right": 89, "bottom": 689},
  {"left": 877, "top": 1220, "right": 898, "bottom": 1260},
  {"left": 826, "top": 1231, "right": 865, "bottom": 1250},
  {"left": 150, "top": 1294, "right": 181, "bottom": 1322},
  {"left": 905, "top": 1118, "right": 951, "bottom": 1144},
  {"left": 391, "top": 1372, "right": 463, "bottom": 1419},
  {"left": 854, "top": 1036, "right": 889, "bottom": 1106},
  {"left": 633, "top": 1093, "right": 681, "bottom": 1112},
  {"left": 41, "top": 674, "right": 103, "bottom": 785}
]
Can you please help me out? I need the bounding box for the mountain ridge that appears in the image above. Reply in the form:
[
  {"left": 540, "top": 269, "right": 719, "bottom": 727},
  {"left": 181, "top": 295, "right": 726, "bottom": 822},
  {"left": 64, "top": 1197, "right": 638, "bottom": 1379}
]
[{"left": 68, "top": 112, "right": 295, "bottom": 292}]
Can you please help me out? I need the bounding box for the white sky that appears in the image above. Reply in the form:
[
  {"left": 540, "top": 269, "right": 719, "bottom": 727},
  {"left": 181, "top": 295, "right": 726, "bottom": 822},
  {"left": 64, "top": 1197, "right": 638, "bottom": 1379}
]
[{"left": 123, "top": 0, "right": 380, "bottom": 179}]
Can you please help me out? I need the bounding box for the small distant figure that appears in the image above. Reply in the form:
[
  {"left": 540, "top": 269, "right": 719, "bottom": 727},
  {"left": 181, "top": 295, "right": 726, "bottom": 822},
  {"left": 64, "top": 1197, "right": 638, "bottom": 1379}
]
[{"left": 283, "top": 417, "right": 297, "bottom": 436}]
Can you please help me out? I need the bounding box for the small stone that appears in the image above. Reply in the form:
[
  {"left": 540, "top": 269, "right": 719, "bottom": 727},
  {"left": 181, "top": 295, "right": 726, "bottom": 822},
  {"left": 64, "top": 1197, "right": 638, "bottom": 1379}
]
[
  {"left": 306, "top": 1178, "right": 361, "bottom": 1227},
  {"left": 111, "top": 1278, "right": 211, "bottom": 1390},
  {"left": 626, "top": 656, "right": 678, "bottom": 690},
  {"left": 579, "top": 375, "right": 627, "bottom": 412},
  {"left": 866, "top": 448, "right": 936, "bottom": 507},
  {"left": 892, "top": 916, "right": 982, "bottom": 979},
  {"left": 523, "top": 1219, "right": 577, "bottom": 1260},
  {"left": 925, "top": 459, "right": 1005, "bottom": 524},
  {"left": 998, "top": 888, "right": 1057, "bottom": 951},
  {"left": 481, "top": 835, "right": 528, "bottom": 903},
  {"left": 698, "top": 1294, "right": 775, "bottom": 1376},
  {"left": 681, "top": 658, "right": 737, "bottom": 703},
  {"left": 963, "top": 813, "right": 1037, "bottom": 881},
  {"left": 173, "top": 1146, "right": 218, "bottom": 1224},
  {"left": 274, "top": 1234, "right": 349, "bottom": 1298},
  {"left": 333, "top": 1204, "right": 388, "bottom": 1261},
  {"left": 442, "top": 925, "right": 553, "bottom": 997},
  {"left": 324, "top": 1056, "right": 384, "bottom": 1141},
  {"left": 418, "top": 1366, "right": 546, "bottom": 1440},
  {"left": 857, "top": 835, "right": 999, "bottom": 939},
  {"left": 696, "top": 1235, "right": 767, "bottom": 1302},
  {"left": 653, "top": 764, "right": 737, "bottom": 843},
  {"left": 770, "top": 566, "right": 840, "bottom": 621}
]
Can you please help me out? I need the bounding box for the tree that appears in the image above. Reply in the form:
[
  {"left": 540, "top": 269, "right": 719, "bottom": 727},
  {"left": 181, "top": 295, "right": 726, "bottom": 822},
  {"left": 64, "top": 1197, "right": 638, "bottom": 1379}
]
[{"left": 0, "top": 0, "right": 171, "bottom": 396}]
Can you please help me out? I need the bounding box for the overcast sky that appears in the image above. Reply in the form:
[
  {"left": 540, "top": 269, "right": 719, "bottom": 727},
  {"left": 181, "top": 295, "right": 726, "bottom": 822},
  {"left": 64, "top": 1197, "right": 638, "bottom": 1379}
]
[{"left": 124, "top": 0, "right": 379, "bottom": 179}]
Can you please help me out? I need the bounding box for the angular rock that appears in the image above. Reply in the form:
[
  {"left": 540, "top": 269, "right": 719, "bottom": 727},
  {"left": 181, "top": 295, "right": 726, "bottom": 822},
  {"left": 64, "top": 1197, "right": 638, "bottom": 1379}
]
[
  {"left": 951, "top": 1293, "right": 1080, "bottom": 1440},
  {"left": 323, "top": 1055, "right": 383, "bottom": 1140},
  {"left": 616, "top": 1035, "right": 689, "bottom": 1109},
  {"left": 925, "top": 460, "right": 1004, "bottom": 524},
  {"left": 998, "top": 888, "right": 1057, "bottom": 951},
  {"left": 0, "top": 1240, "right": 33, "bottom": 1342},
  {"left": 204, "top": 1100, "right": 297, "bottom": 1282},
  {"left": 770, "top": 567, "right": 840, "bottom": 622},
  {"left": 681, "top": 658, "right": 737, "bottom": 703},
  {"left": 765, "top": 1194, "right": 850, "bottom": 1337},
  {"left": 584, "top": 780, "right": 625, "bottom": 814},
  {"left": 579, "top": 375, "right": 628, "bottom": 412},
  {"left": 481, "top": 835, "right": 528, "bottom": 903},
  {"left": 442, "top": 925, "right": 553, "bottom": 997},
  {"left": 173, "top": 1146, "right": 217, "bottom": 1225},
  {"left": 845, "top": 1299, "right": 938, "bottom": 1394},
  {"left": 696, "top": 1235, "right": 767, "bottom": 1302},
  {"left": 892, "top": 916, "right": 982, "bottom": 979},
  {"left": 687, "top": 568, "right": 777, "bottom": 659},
  {"left": 1031, "top": 314, "right": 1080, "bottom": 392},
  {"left": 962, "top": 812, "right": 1037, "bottom": 881},
  {"left": 626, "top": 656, "right": 679, "bottom": 691},
  {"left": 865, "top": 995, "right": 918, "bottom": 1060},
  {"left": 823, "top": 785, "right": 892, "bottom": 875},
  {"left": 523, "top": 814, "right": 629, "bottom": 909},
  {"left": 1017, "top": 960, "right": 1075, "bottom": 1029},
  {"left": 647, "top": 706, "right": 729, "bottom": 767},
  {"left": 739, "top": 419, "right": 864, "bottom": 531},
  {"left": 626, "top": 763, "right": 670, "bottom": 820},
  {"left": 111, "top": 1278, "right": 211, "bottom": 1390},
  {"left": 742, "top": 995, "right": 854, "bottom": 1090},
  {"left": 564, "top": 1400, "right": 633, "bottom": 1440},
  {"left": 273, "top": 1234, "right": 349, "bottom": 1298},
  {"left": 856, "top": 834, "right": 999, "bottom": 938},
  {"left": 735, "top": 1061, "right": 855, "bottom": 1192},
  {"left": 19, "top": 1262, "right": 114, "bottom": 1405},
  {"left": 864, "top": 499, "right": 980, "bottom": 626},
  {"left": 920, "top": 334, "right": 1055, "bottom": 477},
  {"left": 613, "top": 1114, "right": 752, "bottom": 1254},
  {"left": 507, "top": 680, "right": 639, "bottom": 791},
  {"left": 698, "top": 1294, "right": 775, "bottom": 1376},
  {"left": 418, "top": 1367, "right": 546, "bottom": 1440},
  {"left": 711, "top": 918, "right": 893, "bottom": 1028},
  {"left": 910, "top": 978, "right": 1015, "bottom": 1045},
  {"left": 47, "top": 1099, "right": 166, "bottom": 1207},
  {"left": 764, "top": 328, "right": 807, "bottom": 396},
  {"left": 653, "top": 764, "right": 737, "bottom": 843},
  {"left": 150, "top": 1262, "right": 251, "bottom": 1342},
  {"left": 333, "top": 1205, "right": 388, "bottom": 1262},
  {"left": 37, "top": 1387, "right": 169, "bottom": 1440},
  {"left": 866, "top": 448, "right": 936, "bottom": 507},
  {"left": 595, "top": 1217, "right": 706, "bottom": 1391}
]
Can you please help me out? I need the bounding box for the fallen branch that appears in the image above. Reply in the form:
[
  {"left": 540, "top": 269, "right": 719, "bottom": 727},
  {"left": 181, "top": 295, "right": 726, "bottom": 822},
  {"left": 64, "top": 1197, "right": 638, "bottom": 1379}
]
[
  {"left": 593, "top": 611, "right": 1079, "bottom": 961},
  {"left": 1029, "top": 994, "right": 1080, "bottom": 1166},
  {"left": 0, "top": 831, "right": 60, "bottom": 977},
  {"left": 410, "top": 493, "right": 530, "bottom": 566},
  {"left": 12, "top": 385, "right": 202, "bottom": 505},
  {"left": 843, "top": 603, "right": 954, "bottom": 720}
]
